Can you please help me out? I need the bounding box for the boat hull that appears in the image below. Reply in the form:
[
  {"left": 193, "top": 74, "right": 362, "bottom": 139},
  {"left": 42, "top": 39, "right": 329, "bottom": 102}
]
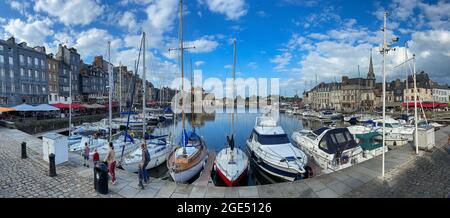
[
  {"left": 215, "top": 164, "right": 247, "bottom": 186},
  {"left": 169, "top": 153, "right": 208, "bottom": 183},
  {"left": 246, "top": 146, "right": 302, "bottom": 182}
]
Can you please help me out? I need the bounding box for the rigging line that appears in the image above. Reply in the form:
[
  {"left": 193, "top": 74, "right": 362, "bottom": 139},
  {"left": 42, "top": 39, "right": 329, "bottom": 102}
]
[{"left": 120, "top": 33, "right": 144, "bottom": 164}]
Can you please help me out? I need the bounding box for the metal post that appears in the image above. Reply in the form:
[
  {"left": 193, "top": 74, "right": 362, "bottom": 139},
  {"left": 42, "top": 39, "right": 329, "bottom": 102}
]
[
  {"left": 21, "top": 142, "right": 27, "bottom": 159},
  {"left": 49, "top": 153, "right": 56, "bottom": 177},
  {"left": 413, "top": 54, "right": 419, "bottom": 154},
  {"left": 143, "top": 32, "right": 146, "bottom": 141},
  {"left": 108, "top": 41, "right": 113, "bottom": 142},
  {"left": 381, "top": 11, "right": 387, "bottom": 179}
]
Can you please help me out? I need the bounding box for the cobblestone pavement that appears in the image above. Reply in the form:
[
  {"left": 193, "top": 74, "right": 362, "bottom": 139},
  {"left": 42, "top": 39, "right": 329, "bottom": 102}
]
[
  {"left": 0, "top": 131, "right": 119, "bottom": 198},
  {"left": 344, "top": 145, "right": 450, "bottom": 198}
]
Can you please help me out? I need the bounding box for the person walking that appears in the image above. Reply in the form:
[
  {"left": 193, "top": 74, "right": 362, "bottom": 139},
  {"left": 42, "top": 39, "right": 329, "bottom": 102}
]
[
  {"left": 104, "top": 142, "right": 117, "bottom": 185},
  {"left": 83, "top": 142, "right": 90, "bottom": 167},
  {"left": 93, "top": 148, "right": 99, "bottom": 166},
  {"left": 138, "top": 143, "right": 150, "bottom": 189}
]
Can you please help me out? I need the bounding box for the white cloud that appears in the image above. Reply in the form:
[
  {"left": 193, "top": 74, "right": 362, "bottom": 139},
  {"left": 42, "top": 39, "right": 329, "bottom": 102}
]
[
  {"left": 119, "top": 11, "right": 139, "bottom": 33},
  {"left": 195, "top": 61, "right": 205, "bottom": 67},
  {"left": 34, "top": 0, "right": 104, "bottom": 26},
  {"left": 270, "top": 52, "right": 292, "bottom": 72},
  {"left": 73, "top": 28, "right": 122, "bottom": 60},
  {"left": 7, "top": 0, "right": 30, "bottom": 15},
  {"left": 198, "top": 0, "right": 248, "bottom": 20},
  {"left": 224, "top": 65, "right": 232, "bottom": 69},
  {"left": 186, "top": 37, "right": 219, "bottom": 53},
  {"left": 4, "top": 18, "right": 53, "bottom": 47},
  {"left": 247, "top": 62, "right": 258, "bottom": 69}
]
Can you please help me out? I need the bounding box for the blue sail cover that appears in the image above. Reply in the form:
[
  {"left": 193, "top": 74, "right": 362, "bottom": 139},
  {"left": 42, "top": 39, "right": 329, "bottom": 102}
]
[
  {"left": 181, "top": 129, "right": 201, "bottom": 147},
  {"left": 164, "top": 107, "right": 173, "bottom": 113},
  {"left": 145, "top": 133, "right": 168, "bottom": 140}
]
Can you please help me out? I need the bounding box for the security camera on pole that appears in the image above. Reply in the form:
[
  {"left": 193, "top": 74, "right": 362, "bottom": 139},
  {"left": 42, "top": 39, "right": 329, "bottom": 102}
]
[{"left": 379, "top": 11, "right": 399, "bottom": 179}]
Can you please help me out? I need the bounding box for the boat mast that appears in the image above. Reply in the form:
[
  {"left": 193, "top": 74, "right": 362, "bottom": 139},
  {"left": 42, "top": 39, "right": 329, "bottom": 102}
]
[
  {"left": 142, "top": 32, "right": 147, "bottom": 142},
  {"left": 119, "top": 62, "right": 122, "bottom": 113},
  {"left": 404, "top": 42, "right": 409, "bottom": 116},
  {"left": 69, "top": 59, "right": 72, "bottom": 137},
  {"left": 108, "top": 41, "right": 113, "bottom": 142},
  {"left": 232, "top": 39, "right": 236, "bottom": 136},
  {"left": 413, "top": 54, "right": 418, "bottom": 155}
]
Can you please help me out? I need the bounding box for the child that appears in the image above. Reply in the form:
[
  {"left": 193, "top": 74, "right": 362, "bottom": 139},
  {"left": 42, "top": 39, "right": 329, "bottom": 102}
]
[
  {"left": 93, "top": 148, "right": 99, "bottom": 167},
  {"left": 83, "top": 142, "right": 90, "bottom": 167}
]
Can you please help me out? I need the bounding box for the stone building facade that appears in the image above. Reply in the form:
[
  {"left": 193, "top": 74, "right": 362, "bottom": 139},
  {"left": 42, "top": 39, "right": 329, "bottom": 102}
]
[{"left": 0, "top": 37, "right": 48, "bottom": 106}]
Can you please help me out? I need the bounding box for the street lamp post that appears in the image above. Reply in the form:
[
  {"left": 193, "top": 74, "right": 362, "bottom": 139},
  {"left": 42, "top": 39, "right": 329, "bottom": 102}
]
[{"left": 379, "top": 11, "right": 399, "bottom": 179}]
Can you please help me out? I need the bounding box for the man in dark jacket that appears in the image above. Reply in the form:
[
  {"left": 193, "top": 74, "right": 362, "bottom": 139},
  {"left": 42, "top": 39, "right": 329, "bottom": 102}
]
[{"left": 138, "top": 143, "right": 150, "bottom": 189}]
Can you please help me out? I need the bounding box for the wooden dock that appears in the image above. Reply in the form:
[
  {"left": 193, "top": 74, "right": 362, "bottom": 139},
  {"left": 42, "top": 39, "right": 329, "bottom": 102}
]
[{"left": 193, "top": 150, "right": 216, "bottom": 186}]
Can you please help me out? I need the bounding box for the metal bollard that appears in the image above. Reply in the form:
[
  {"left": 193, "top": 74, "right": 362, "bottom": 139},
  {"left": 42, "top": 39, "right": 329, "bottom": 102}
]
[
  {"left": 21, "top": 142, "right": 27, "bottom": 159},
  {"left": 49, "top": 153, "right": 56, "bottom": 177}
]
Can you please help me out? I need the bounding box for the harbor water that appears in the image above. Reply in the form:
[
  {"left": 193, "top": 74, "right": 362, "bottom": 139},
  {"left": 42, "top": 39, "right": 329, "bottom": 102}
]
[{"left": 139, "top": 110, "right": 343, "bottom": 186}]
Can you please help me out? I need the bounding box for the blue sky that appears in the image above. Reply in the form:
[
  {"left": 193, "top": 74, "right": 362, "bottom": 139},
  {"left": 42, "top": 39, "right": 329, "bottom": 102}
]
[{"left": 0, "top": 0, "right": 449, "bottom": 96}]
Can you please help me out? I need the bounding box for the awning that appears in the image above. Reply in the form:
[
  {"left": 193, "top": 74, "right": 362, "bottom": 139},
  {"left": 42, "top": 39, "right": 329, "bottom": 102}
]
[
  {"left": 34, "top": 104, "right": 60, "bottom": 111},
  {"left": 402, "top": 102, "right": 448, "bottom": 108},
  {"left": 81, "top": 104, "right": 106, "bottom": 109},
  {"left": 51, "top": 103, "right": 85, "bottom": 109},
  {"left": 0, "top": 107, "right": 15, "bottom": 113},
  {"left": 13, "top": 104, "right": 36, "bottom": 111},
  {"left": 103, "top": 101, "right": 119, "bottom": 108},
  {"left": 91, "top": 103, "right": 106, "bottom": 109}
]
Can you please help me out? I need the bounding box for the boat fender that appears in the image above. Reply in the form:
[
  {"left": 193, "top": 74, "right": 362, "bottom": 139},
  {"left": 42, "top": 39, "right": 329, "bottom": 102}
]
[{"left": 304, "top": 165, "right": 313, "bottom": 178}]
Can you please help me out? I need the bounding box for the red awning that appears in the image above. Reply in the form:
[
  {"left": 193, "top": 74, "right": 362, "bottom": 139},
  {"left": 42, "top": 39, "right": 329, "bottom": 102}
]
[
  {"left": 51, "top": 103, "right": 85, "bottom": 109},
  {"left": 402, "top": 102, "right": 448, "bottom": 108}
]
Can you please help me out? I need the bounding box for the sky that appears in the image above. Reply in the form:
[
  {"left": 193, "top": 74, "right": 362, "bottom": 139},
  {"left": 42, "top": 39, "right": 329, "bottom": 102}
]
[{"left": 0, "top": 0, "right": 449, "bottom": 97}]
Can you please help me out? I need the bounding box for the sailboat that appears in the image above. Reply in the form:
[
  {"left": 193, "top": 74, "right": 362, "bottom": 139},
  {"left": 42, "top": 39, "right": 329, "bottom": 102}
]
[
  {"left": 121, "top": 32, "right": 172, "bottom": 172},
  {"left": 167, "top": 0, "right": 208, "bottom": 183},
  {"left": 214, "top": 40, "right": 249, "bottom": 186}
]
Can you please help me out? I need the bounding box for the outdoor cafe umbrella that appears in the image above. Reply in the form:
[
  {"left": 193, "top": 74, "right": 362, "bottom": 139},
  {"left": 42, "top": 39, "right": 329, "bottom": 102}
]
[
  {"left": 34, "top": 104, "right": 60, "bottom": 111},
  {"left": 0, "top": 107, "right": 15, "bottom": 113},
  {"left": 12, "top": 103, "right": 36, "bottom": 112}
]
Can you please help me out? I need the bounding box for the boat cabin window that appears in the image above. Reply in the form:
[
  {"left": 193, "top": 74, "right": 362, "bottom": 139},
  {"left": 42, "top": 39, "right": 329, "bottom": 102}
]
[
  {"left": 256, "top": 133, "right": 290, "bottom": 145},
  {"left": 317, "top": 129, "right": 357, "bottom": 154}
]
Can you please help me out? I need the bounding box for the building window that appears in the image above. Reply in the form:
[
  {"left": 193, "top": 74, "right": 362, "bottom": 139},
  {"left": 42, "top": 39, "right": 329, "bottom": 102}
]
[
  {"left": 0, "top": 45, "right": 3, "bottom": 51},
  {"left": 20, "top": 55, "right": 24, "bottom": 65},
  {"left": 41, "top": 60, "right": 44, "bottom": 68},
  {"left": 9, "top": 57, "right": 13, "bottom": 66},
  {"left": 28, "top": 57, "right": 32, "bottom": 66},
  {"left": 0, "top": 68, "right": 4, "bottom": 77},
  {"left": 9, "top": 69, "right": 13, "bottom": 79},
  {"left": 28, "top": 69, "right": 32, "bottom": 78},
  {"left": 35, "top": 70, "right": 38, "bottom": 78},
  {"left": 0, "top": 55, "right": 4, "bottom": 64},
  {"left": 42, "top": 72, "right": 45, "bottom": 80},
  {"left": 21, "top": 84, "right": 25, "bottom": 93},
  {"left": 34, "top": 58, "right": 38, "bottom": 67},
  {"left": 11, "top": 83, "right": 15, "bottom": 92},
  {"left": 20, "top": 68, "right": 24, "bottom": 77}
]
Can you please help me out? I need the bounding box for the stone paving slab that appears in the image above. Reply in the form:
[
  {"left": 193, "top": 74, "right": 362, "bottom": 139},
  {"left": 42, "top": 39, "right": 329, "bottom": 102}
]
[
  {"left": 189, "top": 186, "right": 207, "bottom": 198},
  {"left": 205, "top": 186, "right": 225, "bottom": 198},
  {"left": 237, "top": 186, "right": 259, "bottom": 198},
  {"left": 224, "top": 187, "right": 239, "bottom": 198},
  {"left": 155, "top": 182, "right": 177, "bottom": 198},
  {"left": 326, "top": 180, "right": 352, "bottom": 196},
  {"left": 315, "top": 188, "right": 339, "bottom": 198}
]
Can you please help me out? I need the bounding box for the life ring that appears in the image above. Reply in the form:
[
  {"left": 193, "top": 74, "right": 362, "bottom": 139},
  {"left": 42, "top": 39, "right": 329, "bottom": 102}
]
[{"left": 130, "top": 132, "right": 135, "bottom": 138}]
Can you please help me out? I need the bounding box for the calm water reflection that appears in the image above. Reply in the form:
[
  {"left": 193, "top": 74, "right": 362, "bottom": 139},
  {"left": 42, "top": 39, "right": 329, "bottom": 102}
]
[{"left": 144, "top": 110, "right": 340, "bottom": 186}]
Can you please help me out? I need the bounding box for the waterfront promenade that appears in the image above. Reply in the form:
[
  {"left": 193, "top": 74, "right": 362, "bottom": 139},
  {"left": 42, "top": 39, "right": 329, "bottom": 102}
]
[{"left": 1, "top": 126, "right": 449, "bottom": 198}]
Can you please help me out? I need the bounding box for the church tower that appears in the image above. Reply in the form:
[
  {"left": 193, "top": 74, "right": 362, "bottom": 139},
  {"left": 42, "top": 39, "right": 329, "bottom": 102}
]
[{"left": 367, "top": 49, "right": 375, "bottom": 87}]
